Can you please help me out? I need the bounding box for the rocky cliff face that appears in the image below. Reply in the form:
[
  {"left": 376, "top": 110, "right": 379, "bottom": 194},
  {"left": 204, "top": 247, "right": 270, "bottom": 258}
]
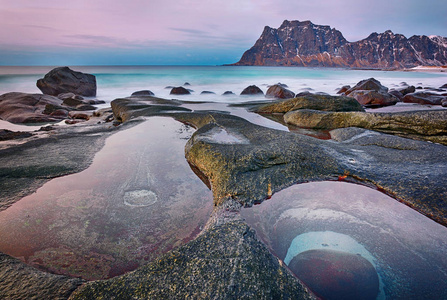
[{"left": 233, "top": 20, "right": 447, "bottom": 69}]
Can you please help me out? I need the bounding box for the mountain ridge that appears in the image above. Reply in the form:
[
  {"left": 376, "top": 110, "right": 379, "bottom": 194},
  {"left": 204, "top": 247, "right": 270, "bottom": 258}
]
[{"left": 232, "top": 20, "right": 447, "bottom": 69}]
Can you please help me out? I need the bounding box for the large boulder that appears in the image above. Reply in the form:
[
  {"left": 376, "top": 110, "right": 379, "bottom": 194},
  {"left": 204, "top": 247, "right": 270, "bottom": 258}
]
[
  {"left": 288, "top": 249, "right": 379, "bottom": 300},
  {"left": 266, "top": 84, "right": 295, "bottom": 99},
  {"left": 0, "top": 92, "right": 67, "bottom": 123},
  {"left": 36, "top": 67, "right": 97, "bottom": 97},
  {"left": 402, "top": 92, "right": 447, "bottom": 105},
  {"left": 241, "top": 85, "right": 264, "bottom": 95}
]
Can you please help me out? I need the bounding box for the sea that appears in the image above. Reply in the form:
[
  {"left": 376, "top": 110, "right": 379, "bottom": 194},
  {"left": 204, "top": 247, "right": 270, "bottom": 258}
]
[{"left": 1, "top": 65, "right": 447, "bottom": 108}]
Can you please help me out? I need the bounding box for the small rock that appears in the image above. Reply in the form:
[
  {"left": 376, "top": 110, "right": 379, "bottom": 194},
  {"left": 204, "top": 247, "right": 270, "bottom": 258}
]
[
  {"left": 75, "top": 104, "right": 97, "bottom": 111},
  {"left": 170, "top": 87, "right": 191, "bottom": 95},
  {"left": 62, "top": 97, "right": 84, "bottom": 107},
  {"left": 0, "top": 129, "right": 33, "bottom": 141},
  {"left": 389, "top": 90, "right": 404, "bottom": 100},
  {"left": 58, "top": 93, "right": 84, "bottom": 101},
  {"left": 266, "top": 84, "right": 295, "bottom": 99},
  {"left": 241, "top": 85, "right": 264, "bottom": 95},
  {"left": 397, "top": 85, "right": 416, "bottom": 96},
  {"left": 441, "top": 83, "right": 447, "bottom": 89},
  {"left": 336, "top": 85, "right": 351, "bottom": 94},
  {"left": 183, "top": 82, "right": 191, "bottom": 86},
  {"left": 222, "top": 91, "right": 235, "bottom": 96},
  {"left": 345, "top": 78, "right": 388, "bottom": 95},
  {"left": 201, "top": 91, "right": 216, "bottom": 95},
  {"left": 69, "top": 112, "right": 90, "bottom": 120},
  {"left": 131, "top": 90, "right": 154, "bottom": 97}
]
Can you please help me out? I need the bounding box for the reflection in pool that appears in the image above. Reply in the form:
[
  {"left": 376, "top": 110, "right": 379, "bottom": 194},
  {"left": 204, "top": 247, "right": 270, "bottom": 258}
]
[
  {"left": 240, "top": 181, "right": 447, "bottom": 299},
  {"left": 0, "top": 117, "right": 213, "bottom": 280}
]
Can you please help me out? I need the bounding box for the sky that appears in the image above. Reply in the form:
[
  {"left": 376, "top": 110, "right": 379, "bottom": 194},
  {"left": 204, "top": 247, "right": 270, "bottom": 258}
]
[{"left": 0, "top": 0, "right": 446, "bottom": 66}]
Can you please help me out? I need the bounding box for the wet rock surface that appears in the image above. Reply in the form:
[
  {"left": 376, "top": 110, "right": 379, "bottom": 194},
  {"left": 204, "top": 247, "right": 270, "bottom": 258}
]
[
  {"left": 37, "top": 67, "right": 97, "bottom": 97},
  {"left": 180, "top": 112, "right": 447, "bottom": 226},
  {"left": 283, "top": 109, "right": 447, "bottom": 145},
  {"left": 70, "top": 214, "right": 314, "bottom": 299},
  {"left": 240, "top": 181, "right": 447, "bottom": 299},
  {"left": 1, "top": 92, "right": 447, "bottom": 299},
  {"left": 0, "top": 253, "right": 84, "bottom": 300}
]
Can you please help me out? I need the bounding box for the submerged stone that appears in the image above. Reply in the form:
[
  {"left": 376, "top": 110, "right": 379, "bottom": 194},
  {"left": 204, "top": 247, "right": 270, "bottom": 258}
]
[{"left": 289, "top": 249, "right": 379, "bottom": 300}]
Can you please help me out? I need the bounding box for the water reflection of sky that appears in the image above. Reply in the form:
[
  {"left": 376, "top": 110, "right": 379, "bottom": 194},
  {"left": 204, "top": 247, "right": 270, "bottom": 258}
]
[
  {"left": 0, "top": 117, "right": 213, "bottom": 280},
  {"left": 241, "top": 181, "right": 447, "bottom": 299}
]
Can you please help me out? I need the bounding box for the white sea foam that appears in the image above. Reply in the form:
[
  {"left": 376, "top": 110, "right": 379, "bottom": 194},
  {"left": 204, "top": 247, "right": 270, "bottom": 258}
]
[{"left": 1, "top": 66, "right": 446, "bottom": 107}]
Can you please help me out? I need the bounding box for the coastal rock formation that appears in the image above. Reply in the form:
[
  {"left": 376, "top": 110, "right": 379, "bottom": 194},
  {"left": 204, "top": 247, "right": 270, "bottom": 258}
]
[
  {"left": 70, "top": 217, "right": 314, "bottom": 299},
  {"left": 266, "top": 84, "right": 295, "bottom": 99},
  {"left": 176, "top": 111, "right": 447, "bottom": 226},
  {"left": 233, "top": 20, "right": 447, "bottom": 69},
  {"left": 37, "top": 67, "right": 97, "bottom": 97},
  {"left": 0, "top": 92, "right": 67, "bottom": 123},
  {"left": 283, "top": 109, "right": 447, "bottom": 145}
]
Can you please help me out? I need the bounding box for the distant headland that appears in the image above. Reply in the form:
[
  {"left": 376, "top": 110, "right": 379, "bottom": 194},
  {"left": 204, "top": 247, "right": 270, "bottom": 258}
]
[{"left": 230, "top": 20, "right": 447, "bottom": 69}]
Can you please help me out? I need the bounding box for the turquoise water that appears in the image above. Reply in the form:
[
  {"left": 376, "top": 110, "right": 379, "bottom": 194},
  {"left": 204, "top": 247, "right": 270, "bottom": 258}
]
[{"left": 1, "top": 65, "right": 446, "bottom": 104}]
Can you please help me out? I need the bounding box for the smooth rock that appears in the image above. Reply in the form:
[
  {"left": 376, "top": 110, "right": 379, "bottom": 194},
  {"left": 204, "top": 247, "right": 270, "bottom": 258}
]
[
  {"left": 170, "top": 86, "right": 191, "bottom": 95},
  {"left": 266, "top": 84, "right": 295, "bottom": 99},
  {"left": 337, "top": 85, "right": 351, "bottom": 94},
  {"left": 253, "top": 94, "right": 365, "bottom": 114},
  {"left": 131, "top": 90, "right": 154, "bottom": 97},
  {"left": 348, "top": 90, "right": 398, "bottom": 107},
  {"left": 397, "top": 85, "right": 416, "bottom": 95},
  {"left": 241, "top": 85, "right": 264, "bottom": 95},
  {"left": 283, "top": 109, "right": 447, "bottom": 145},
  {"left": 201, "top": 91, "right": 216, "bottom": 95},
  {"left": 36, "top": 67, "right": 97, "bottom": 97},
  {"left": 345, "top": 78, "right": 388, "bottom": 95},
  {"left": 402, "top": 92, "right": 447, "bottom": 105},
  {"left": 70, "top": 218, "right": 314, "bottom": 300},
  {"left": 223, "top": 91, "right": 235, "bottom": 95},
  {"left": 0, "top": 92, "right": 66, "bottom": 124}
]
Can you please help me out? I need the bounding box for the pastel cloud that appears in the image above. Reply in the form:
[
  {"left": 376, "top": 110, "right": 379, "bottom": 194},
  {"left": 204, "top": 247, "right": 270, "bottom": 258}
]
[{"left": 0, "top": 0, "right": 445, "bottom": 65}]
